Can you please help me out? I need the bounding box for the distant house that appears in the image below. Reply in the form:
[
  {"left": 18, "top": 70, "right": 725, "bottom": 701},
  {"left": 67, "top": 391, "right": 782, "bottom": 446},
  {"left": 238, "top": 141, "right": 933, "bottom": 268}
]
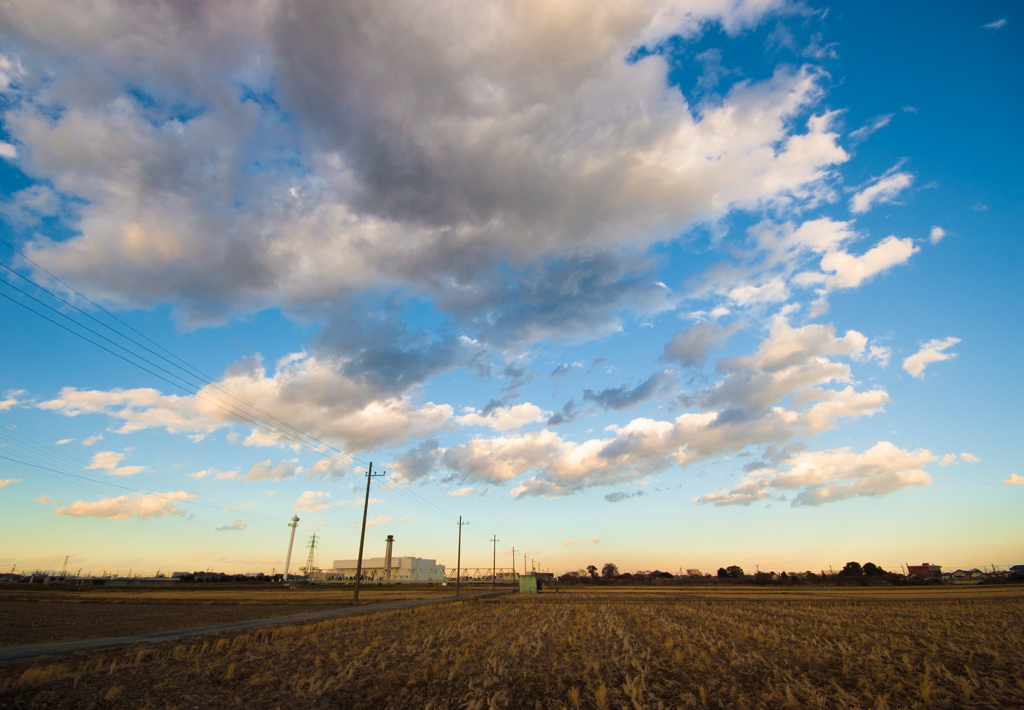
[{"left": 906, "top": 562, "right": 942, "bottom": 579}]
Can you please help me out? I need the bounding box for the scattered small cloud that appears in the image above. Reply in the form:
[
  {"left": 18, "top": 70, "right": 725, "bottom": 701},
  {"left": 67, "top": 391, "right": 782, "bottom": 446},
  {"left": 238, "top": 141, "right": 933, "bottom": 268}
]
[
  {"left": 295, "top": 491, "right": 331, "bottom": 512},
  {"left": 194, "top": 552, "right": 213, "bottom": 562},
  {"left": 849, "top": 114, "right": 893, "bottom": 143},
  {"left": 867, "top": 345, "right": 891, "bottom": 368},
  {"left": 939, "top": 454, "right": 957, "bottom": 467},
  {"left": 82, "top": 434, "right": 104, "bottom": 446},
  {"left": 0, "top": 478, "right": 22, "bottom": 490},
  {"left": 903, "top": 337, "right": 960, "bottom": 378},
  {"left": 982, "top": 18, "right": 1007, "bottom": 30},
  {"left": 1004, "top": 474, "right": 1024, "bottom": 486},
  {"left": 55, "top": 438, "right": 74, "bottom": 445},
  {"left": 32, "top": 494, "right": 61, "bottom": 504},
  {"left": 960, "top": 453, "right": 980, "bottom": 463},
  {"left": 215, "top": 470, "right": 242, "bottom": 480},
  {"left": 247, "top": 459, "right": 301, "bottom": 481},
  {"left": 929, "top": 226, "right": 946, "bottom": 244},
  {"left": 85, "top": 451, "right": 146, "bottom": 476},
  {"left": 902, "top": 106, "right": 917, "bottom": 114},
  {"left": 399, "top": 515, "right": 411, "bottom": 521},
  {"left": 366, "top": 515, "right": 393, "bottom": 527},
  {"left": 563, "top": 539, "right": 574, "bottom": 546},
  {"left": 216, "top": 520, "right": 247, "bottom": 531},
  {"left": 450, "top": 487, "right": 474, "bottom": 496},
  {"left": 604, "top": 490, "right": 646, "bottom": 503},
  {"left": 850, "top": 168, "right": 914, "bottom": 214},
  {"left": 54, "top": 491, "right": 196, "bottom": 519},
  {"left": 221, "top": 501, "right": 258, "bottom": 512}
]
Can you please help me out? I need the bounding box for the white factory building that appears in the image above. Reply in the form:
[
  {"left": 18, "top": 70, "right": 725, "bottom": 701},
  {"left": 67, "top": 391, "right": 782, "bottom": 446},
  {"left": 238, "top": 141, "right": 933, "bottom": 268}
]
[{"left": 330, "top": 556, "right": 445, "bottom": 582}]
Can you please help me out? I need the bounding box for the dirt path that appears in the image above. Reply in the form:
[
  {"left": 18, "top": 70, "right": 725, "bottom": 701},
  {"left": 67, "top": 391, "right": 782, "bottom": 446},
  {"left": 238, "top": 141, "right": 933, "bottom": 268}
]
[{"left": 0, "top": 591, "right": 511, "bottom": 664}]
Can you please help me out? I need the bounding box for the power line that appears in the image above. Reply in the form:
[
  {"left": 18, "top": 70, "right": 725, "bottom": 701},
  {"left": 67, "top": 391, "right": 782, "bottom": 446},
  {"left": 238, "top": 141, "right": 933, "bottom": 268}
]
[{"left": 0, "top": 249, "right": 368, "bottom": 470}]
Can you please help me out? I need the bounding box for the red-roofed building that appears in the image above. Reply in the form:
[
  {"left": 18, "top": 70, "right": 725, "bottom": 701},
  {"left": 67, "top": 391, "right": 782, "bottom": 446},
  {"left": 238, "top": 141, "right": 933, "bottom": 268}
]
[{"left": 906, "top": 562, "right": 942, "bottom": 579}]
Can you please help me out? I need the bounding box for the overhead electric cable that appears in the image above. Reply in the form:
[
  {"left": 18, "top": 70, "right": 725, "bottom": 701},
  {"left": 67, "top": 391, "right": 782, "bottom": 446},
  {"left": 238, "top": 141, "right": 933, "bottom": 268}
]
[{"left": 0, "top": 244, "right": 370, "bottom": 467}]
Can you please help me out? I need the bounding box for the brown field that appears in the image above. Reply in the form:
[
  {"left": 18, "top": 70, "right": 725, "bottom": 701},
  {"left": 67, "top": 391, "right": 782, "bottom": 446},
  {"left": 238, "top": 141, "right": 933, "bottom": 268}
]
[
  {"left": 0, "top": 584, "right": 464, "bottom": 645},
  {"left": 1, "top": 585, "right": 1023, "bottom": 709}
]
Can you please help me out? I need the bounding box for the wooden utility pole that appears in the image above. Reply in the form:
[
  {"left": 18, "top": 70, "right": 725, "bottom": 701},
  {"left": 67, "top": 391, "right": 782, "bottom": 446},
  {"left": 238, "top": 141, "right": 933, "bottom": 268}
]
[
  {"left": 456, "top": 516, "right": 468, "bottom": 596},
  {"left": 491, "top": 535, "right": 499, "bottom": 591},
  {"left": 353, "top": 463, "right": 385, "bottom": 605}
]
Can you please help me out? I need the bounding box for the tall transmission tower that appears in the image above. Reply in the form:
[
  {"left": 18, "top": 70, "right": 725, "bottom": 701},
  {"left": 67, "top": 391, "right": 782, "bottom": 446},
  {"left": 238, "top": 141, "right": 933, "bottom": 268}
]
[
  {"left": 301, "top": 533, "right": 318, "bottom": 574},
  {"left": 59, "top": 556, "right": 68, "bottom": 577}
]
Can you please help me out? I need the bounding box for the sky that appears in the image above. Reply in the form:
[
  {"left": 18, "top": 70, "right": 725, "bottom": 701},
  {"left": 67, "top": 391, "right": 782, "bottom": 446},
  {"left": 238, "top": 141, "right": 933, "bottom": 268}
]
[{"left": 0, "top": 1, "right": 1020, "bottom": 578}]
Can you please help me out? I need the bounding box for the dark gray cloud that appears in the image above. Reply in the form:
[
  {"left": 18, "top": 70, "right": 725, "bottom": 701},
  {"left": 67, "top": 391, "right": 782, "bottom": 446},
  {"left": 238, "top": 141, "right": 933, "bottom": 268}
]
[
  {"left": 583, "top": 372, "right": 671, "bottom": 412},
  {"left": 546, "top": 400, "right": 578, "bottom": 427},
  {"left": 663, "top": 320, "right": 743, "bottom": 368},
  {"left": 550, "top": 363, "right": 579, "bottom": 378},
  {"left": 604, "top": 490, "right": 646, "bottom": 503},
  {"left": 500, "top": 363, "right": 537, "bottom": 401},
  {"left": 313, "top": 297, "right": 482, "bottom": 399},
  {"left": 437, "top": 253, "right": 674, "bottom": 349},
  {"left": 390, "top": 438, "right": 442, "bottom": 483}
]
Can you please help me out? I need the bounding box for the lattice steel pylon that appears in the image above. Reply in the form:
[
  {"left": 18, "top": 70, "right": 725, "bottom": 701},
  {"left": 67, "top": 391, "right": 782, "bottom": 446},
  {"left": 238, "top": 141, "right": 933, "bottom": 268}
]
[{"left": 301, "top": 533, "right": 318, "bottom": 574}]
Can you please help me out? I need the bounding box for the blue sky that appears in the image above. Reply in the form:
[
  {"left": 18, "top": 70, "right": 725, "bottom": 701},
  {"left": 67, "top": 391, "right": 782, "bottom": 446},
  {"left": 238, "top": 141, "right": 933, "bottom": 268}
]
[{"left": 0, "top": 1, "right": 1020, "bottom": 577}]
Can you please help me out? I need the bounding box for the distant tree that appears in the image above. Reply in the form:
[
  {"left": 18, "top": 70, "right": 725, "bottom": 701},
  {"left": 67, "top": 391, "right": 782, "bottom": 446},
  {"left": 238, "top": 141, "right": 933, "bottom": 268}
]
[
  {"left": 780, "top": 571, "right": 788, "bottom": 579},
  {"left": 586, "top": 565, "right": 598, "bottom": 579},
  {"left": 839, "top": 561, "right": 863, "bottom": 577},
  {"left": 717, "top": 568, "right": 728, "bottom": 578},
  {"left": 601, "top": 563, "right": 619, "bottom": 579},
  {"left": 726, "top": 565, "right": 744, "bottom": 578},
  {"left": 862, "top": 562, "right": 885, "bottom": 577}
]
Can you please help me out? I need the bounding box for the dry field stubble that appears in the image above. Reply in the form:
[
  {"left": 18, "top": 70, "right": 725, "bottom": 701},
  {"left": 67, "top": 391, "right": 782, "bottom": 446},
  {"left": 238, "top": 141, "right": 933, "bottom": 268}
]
[{"left": 2, "top": 588, "right": 1022, "bottom": 709}]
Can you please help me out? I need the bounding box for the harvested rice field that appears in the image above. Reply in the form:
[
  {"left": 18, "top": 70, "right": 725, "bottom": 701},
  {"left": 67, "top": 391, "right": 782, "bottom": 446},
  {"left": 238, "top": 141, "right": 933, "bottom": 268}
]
[{"left": 2, "top": 586, "right": 1022, "bottom": 709}]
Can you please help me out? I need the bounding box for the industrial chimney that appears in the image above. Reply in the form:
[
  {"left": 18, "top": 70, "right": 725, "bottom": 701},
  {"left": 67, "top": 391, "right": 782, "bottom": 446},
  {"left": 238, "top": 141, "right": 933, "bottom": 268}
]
[
  {"left": 283, "top": 516, "right": 299, "bottom": 582},
  {"left": 384, "top": 534, "right": 394, "bottom": 581}
]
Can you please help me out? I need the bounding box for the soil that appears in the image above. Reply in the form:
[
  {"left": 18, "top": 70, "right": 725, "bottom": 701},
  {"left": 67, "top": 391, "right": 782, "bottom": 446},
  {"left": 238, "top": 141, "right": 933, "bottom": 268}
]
[{"left": 0, "top": 585, "right": 452, "bottom": 645}]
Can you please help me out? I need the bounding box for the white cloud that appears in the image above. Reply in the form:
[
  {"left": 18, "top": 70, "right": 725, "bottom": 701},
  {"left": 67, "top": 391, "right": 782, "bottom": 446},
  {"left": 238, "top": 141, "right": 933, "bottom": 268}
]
[
  {"left": 55, "top": 438, "right": 74, "bottom": 445},
  {"left": 33, "top": 494, "right": 61, "bottom": 504},
  {"left": 0, "top": 478, "right": 21, "bottom": 490},
  {"left": 0, "top": 141, "right": 16, "bottom": 160},
  {"left": 455, "top": 403, "right": 549, "bottom": 431},
  {"left": 696, "top": 441, "right": 935, "bottom": 507},
  {"left": 187, "top": 470, "right": 212, "bottom": 479},
  {"left": 7, "top": 1, "right": 847, "bottom": 328},
  {"left": 308, "top": 458, "right": 352, "bottom": 479},
  {"left": 939, "top": 454, "right": 956, "bottom": 467},
  {"left": 867, "top": 345, "right": 891, "bottom": 367},
  {"left": 960, "top": 453, "right": 979, "bottom": 463},
  {"left": 799, "top": 236, "right": 918, "bottom": 292},
  {"left": 216, "top": 520, "right": 247, "bottom": 531},
  {"left": 982, "top": 18, "right": 1007, "bottom": 30},
  {"left": 849, "top": 170, "right": 914, "bottom": 214},
  {"left": 39, "top": 353, "right": 453, "bottom": 452},
  {"left": 247, "top": 459, "right": 301, "bottom": 482},
  {"left": 848, "top": 114, "right": 893, "bottom": 143},
  {"left": 82, "top": 434, "right": 103, "bottom": 446},
  {"left": 929, "top": 226, "right": 946, "bottom": 244},
  {"left": 85, "top": 450, "right": 146, "bottom": 476},
  {"left": 903, "top": 337, "right": 960, "bottom": 378},
  {"left": 366, "top": 515, "right": 393, "bottom": 528},
  {"left": 441, "top": 315, "right": 890, "bottom": 497},
  {"left": 215, "top": 470, "right": 242, "bottom": 480},
  {"left": 0, "top": 393, "right": 21, "bottom": 411},
  {"left": 449, "top": 487, "right": 474, "bottom": 496},
  {"left": 1004, "top": 474, "right": 1023, "bottom": 486},
  {"left": 54, "top": 491, "right": 196, "bottom": 519},
  {"left": 295, "top": 490, "right": 331, "bottom": 512}
]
